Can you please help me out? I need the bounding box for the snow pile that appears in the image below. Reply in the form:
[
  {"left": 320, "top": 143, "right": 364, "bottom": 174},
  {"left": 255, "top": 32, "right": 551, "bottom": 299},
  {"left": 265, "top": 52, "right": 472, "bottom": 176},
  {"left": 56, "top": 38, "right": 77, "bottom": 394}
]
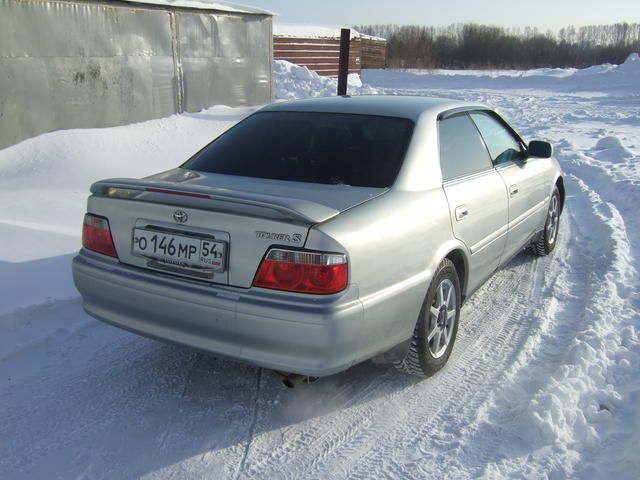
[
  {"left": 571, "top": 52, "right": 640, "bottom": 91},
  {"left": 619, "top": 51, "right": 640, "bottom": 70},
  {"left": 274, "top": 60, "right": 376, "bottom": 100},
  {"left": 575, "top": 52, "right": 640, "bottom": 77},
  {"left": 592, "top": 136, "right": 634, "bottom": 162}
]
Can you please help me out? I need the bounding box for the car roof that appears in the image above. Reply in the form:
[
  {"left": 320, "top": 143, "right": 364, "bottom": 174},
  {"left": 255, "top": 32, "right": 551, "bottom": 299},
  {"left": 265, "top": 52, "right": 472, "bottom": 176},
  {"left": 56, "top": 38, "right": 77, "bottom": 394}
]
[{"left": 260, "top": 95, "right": 486, "bottom": 121}]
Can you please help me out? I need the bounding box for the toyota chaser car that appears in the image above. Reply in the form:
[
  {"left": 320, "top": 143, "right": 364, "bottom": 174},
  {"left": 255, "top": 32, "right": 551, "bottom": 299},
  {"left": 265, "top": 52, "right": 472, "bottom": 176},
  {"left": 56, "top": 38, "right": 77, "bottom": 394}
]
[{"left": 72, "top": 96, "right": 564, "bottom": 379}]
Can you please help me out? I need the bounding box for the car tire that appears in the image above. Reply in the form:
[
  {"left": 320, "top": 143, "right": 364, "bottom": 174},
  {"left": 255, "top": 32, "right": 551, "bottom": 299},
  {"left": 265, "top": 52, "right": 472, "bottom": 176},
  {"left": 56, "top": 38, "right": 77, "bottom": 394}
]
[
  {"left": 531, "top": 186, "right": 561, "bottom": 257},
  {"left": 394, "top": 258, "right": 461, "bottom": 377}
]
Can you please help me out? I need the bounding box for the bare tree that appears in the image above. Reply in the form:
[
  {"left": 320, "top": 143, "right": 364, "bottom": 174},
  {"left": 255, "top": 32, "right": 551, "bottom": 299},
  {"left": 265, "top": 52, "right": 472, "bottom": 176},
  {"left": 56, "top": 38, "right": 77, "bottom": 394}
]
[{"left": 355, "top": 23, "right": 640, "bottom": 69}]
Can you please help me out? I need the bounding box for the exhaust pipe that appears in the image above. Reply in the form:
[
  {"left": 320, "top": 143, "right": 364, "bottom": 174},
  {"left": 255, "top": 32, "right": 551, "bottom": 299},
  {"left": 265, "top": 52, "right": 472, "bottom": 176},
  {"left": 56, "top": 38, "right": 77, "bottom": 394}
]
[{"left": 276, "top": 372, "right": 319, "bottom": 388}]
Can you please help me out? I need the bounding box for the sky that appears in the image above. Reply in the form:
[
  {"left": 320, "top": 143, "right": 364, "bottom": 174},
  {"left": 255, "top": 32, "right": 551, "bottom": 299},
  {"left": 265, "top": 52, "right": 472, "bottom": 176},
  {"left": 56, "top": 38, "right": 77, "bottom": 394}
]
[{"left": 243, "top": 0, "right": 639, "bottom": 31}]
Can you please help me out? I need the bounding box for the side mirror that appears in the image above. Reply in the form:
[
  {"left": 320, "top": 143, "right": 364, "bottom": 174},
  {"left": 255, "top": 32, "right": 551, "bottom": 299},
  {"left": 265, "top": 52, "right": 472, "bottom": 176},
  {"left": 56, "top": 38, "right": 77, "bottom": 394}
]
[{"left": 528, "top": 140, "right": 553, "bottom": 158}]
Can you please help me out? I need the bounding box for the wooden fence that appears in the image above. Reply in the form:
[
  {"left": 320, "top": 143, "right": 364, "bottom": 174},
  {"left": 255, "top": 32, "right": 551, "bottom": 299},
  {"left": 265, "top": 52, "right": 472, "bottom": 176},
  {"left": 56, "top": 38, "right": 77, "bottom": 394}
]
[{"left": 274, "top": 36, "right": 386, "bottom": 76}]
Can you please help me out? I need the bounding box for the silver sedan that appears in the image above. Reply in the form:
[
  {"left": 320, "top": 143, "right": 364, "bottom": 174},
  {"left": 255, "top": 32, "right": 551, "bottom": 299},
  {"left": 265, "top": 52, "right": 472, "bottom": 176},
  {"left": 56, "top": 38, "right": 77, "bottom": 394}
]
[{"left": 72, "top": 95, "right": 564, "bottom": 379}]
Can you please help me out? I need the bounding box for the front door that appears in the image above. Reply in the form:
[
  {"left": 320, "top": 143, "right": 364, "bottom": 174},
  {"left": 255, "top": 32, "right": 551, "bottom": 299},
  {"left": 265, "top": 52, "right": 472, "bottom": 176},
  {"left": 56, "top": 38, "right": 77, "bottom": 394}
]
[{"left": 469, "top": 111, "right": 549, "bottom": 262}]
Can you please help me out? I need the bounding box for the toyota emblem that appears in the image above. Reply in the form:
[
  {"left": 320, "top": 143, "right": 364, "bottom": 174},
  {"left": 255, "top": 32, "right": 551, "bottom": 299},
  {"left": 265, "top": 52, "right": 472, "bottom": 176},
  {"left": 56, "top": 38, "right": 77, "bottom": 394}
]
[{"left": 173, "top": 210, "right": 188, "bottom": 223}]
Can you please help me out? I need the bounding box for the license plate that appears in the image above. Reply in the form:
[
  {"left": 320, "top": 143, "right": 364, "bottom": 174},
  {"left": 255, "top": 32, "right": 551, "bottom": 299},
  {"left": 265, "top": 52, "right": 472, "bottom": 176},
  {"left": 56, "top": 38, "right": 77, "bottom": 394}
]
[{"left": 132, "top": 228, "right": 226, "bottom": 272}]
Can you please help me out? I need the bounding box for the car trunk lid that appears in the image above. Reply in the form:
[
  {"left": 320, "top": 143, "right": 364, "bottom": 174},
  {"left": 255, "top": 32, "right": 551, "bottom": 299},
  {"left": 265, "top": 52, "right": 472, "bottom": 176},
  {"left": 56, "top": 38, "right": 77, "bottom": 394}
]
[{"left": 87, "top": 169, "right": 386, "bottom": 288}]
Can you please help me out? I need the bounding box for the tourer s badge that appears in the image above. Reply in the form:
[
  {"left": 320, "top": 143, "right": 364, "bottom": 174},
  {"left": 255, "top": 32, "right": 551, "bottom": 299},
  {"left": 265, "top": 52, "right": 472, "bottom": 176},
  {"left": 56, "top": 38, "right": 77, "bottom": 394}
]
[{"left": 256, "top": 231, "right": 303, "bottom": 243}]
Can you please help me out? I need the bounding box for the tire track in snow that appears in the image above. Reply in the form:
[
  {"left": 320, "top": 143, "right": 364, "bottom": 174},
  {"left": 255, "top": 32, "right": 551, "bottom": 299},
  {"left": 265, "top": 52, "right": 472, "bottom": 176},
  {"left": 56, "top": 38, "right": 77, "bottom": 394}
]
[
  {"left": 443, "top": 210, "right": 585, "bottom": 477},
  {"left": 444, "top": 146, "right": 639, "bottom": 477},
  {"left": 234, "top": 247, "right": 553, "bottom": 479},
  {"left": 235, "top": 368, "right": 263, "bottom": 480},
  {"left": 340, "top": 250, "right": 554, "bottom": 480},
  {"left": 240, "top": 369, "right": 410, "bottom": 478}
]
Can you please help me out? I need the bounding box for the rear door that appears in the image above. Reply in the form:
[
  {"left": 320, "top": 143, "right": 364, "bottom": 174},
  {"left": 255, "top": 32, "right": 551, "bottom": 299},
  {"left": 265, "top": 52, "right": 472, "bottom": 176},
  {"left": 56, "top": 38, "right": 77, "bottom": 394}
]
[
  {"left": 469, "top": 111, "right": 549, "bottom": 261},
  {"left": 439, "top": 113, "right": 509, "bottom": 293}
]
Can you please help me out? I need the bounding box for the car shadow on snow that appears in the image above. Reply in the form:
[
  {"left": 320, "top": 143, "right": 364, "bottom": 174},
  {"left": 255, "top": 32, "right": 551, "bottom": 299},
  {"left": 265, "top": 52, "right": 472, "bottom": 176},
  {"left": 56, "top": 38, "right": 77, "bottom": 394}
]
[
  {"left": 109, "top": 347, "right": 423, "bottom": 476},
  {"left": 0, "top": 261, "right": 423, "bottom": 478}
]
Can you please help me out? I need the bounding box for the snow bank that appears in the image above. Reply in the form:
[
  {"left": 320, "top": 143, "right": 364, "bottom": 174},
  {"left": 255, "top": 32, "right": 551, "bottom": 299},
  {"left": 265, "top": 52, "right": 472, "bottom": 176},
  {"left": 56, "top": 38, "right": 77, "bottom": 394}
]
[
  {"left": 363, "top": 52, "right": 640, "bottom": 94},
  {"left": 0, "top": 106, "right": 254, "bottom": 314},
  {"left": 274, "top": 60, "right": 376, "bottom": 100}
]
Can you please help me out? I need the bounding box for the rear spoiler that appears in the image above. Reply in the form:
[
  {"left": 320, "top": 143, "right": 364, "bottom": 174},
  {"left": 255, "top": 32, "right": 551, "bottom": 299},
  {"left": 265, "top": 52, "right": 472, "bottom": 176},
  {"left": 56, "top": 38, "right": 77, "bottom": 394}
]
[{"left": 90, "top": 178, "right": 340, "bottom": 224}]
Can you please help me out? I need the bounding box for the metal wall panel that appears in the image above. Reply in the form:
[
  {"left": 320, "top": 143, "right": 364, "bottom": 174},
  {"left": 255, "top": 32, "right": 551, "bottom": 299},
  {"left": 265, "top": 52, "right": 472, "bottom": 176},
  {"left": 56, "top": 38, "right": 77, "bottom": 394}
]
[
  {"left": 176, "top": 12, "right": 272, "bottom": 111},
  {"left": 0, "top": 1, "right": 174, "bottom": 58},
  {"left": 0, "top": 0, "right": 272, "bottom": 150}
]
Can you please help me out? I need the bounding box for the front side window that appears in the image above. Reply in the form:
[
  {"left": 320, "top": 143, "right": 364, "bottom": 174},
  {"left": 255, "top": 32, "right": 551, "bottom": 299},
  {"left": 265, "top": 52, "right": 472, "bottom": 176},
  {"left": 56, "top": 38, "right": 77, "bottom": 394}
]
[
  {"left": 184, "top": 111, "right": 414, "bottom": 188},
  {"left": 438, "top": 114, "right": 493, "bottom": 181},
  {"left": 470, "top": 111, "right": 524, "bottom": 165}
]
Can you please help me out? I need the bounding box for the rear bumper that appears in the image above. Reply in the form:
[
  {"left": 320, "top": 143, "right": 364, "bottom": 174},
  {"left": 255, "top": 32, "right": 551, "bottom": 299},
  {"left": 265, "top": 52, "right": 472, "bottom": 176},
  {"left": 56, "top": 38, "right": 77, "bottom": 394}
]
[{"left": 72, "top": 251, "right": 365, "bottom": 376}]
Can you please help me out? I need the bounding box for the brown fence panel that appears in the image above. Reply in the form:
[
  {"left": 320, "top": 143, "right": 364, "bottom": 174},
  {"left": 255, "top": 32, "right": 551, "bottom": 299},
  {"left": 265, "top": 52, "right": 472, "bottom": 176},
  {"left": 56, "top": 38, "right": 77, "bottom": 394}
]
[
  {"left": 274, "top": 36, "right": 362, "bottom": 76},
  {"left": 361, "top": 38, "right": 387, "bottom": 69}
]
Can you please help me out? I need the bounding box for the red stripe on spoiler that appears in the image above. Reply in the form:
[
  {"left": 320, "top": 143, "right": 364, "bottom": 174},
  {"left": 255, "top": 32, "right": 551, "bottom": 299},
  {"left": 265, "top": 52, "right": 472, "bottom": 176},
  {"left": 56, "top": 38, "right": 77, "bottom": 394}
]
[{"left": 146, "top": 188, "right": 210, "bottom": 199}]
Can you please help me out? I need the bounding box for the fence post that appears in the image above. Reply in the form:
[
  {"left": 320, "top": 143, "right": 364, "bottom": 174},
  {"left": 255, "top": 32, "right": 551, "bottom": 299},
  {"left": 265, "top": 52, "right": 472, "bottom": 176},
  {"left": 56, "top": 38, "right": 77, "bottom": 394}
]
[{"left": 337, "top": 28, "right": 350, "bottom": 96}]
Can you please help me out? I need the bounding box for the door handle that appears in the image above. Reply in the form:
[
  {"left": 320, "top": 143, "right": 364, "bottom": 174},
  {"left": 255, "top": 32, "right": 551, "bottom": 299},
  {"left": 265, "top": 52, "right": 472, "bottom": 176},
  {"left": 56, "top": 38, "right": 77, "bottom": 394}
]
[
  {"left": 455, "top": 205, "right": 469, "bottom": 221},
  {"left": 510, "top": 185, "right": 519, "bottom": 196}
]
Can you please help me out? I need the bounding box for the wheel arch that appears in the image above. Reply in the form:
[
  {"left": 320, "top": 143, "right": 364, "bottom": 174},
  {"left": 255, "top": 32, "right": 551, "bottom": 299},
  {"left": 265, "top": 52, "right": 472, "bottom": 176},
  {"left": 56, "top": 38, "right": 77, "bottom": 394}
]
[
  {"left": 444, "top": 248, "right": 468, "bottom": 302},
  {"left": 555, "top": 176, "right": 566, "bottom": 213}
]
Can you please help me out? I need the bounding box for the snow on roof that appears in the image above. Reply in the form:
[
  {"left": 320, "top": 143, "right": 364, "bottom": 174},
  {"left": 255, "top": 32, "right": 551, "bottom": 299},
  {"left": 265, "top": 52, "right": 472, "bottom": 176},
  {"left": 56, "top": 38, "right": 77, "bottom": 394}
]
[
  {"left": 118, "top": 0, "right": 273, "bottom": 15},
  {"left": 273, "top": 23, "right": 386, "bottom": 41}
]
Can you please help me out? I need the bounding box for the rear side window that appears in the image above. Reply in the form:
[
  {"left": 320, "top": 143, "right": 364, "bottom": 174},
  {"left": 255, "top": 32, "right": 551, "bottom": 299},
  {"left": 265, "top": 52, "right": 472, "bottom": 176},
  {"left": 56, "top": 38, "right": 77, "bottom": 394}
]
[
  {"left": 438, "top": 114, "right": 493, "bottom": 181},
  {"left": 185, "top": 111, "right": 414, "bottom": 188},
  {"left": 470, "top": 111, "right": 525, "bottom": 165}
]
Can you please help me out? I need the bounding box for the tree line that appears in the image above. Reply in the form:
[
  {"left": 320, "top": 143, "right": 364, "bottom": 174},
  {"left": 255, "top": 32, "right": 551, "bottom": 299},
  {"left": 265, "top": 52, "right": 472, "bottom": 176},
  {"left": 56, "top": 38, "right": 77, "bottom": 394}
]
[{"left": 355, "top": 23, "right": 640, "bottom": 69}]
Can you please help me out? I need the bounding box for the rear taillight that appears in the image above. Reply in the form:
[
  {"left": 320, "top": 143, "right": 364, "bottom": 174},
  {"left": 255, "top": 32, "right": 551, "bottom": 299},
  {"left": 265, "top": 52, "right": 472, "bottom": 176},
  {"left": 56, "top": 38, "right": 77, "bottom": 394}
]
[
  {"left": 82, "top": 214, "right": 118, "bottom": 258},
  {"left": 253, "top": 249, "right": 348, "bottom": 295}
]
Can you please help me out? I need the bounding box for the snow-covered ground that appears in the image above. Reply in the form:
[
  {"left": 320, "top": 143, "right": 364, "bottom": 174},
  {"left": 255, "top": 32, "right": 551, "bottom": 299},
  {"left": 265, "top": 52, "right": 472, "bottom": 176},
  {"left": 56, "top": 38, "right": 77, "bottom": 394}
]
[{"left": 1, "top": 56, "right": 639, "bottom": 479}]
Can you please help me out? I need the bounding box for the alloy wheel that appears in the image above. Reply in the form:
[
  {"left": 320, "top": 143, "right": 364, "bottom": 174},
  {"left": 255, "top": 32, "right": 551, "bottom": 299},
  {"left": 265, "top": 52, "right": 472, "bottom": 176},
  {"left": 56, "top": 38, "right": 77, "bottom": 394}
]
[{"left": 427, "top": 278, "right": 457, "bottom": 358}]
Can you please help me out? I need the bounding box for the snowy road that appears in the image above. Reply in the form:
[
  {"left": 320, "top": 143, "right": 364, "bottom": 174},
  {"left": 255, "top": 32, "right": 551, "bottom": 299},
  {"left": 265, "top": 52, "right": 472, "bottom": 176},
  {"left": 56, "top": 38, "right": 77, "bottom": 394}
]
[{"left": 1, "top": 60, "right": 639, "bottom": 479}]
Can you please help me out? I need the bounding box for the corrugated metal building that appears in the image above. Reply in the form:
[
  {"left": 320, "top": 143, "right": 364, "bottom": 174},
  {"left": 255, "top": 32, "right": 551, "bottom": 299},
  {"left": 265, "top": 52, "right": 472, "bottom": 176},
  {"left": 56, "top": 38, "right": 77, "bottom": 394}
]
[
  {"left": 273, "top": 25, "right": 387, "bottom": 76},
  {"left": 0, "top": 0, "right": 273, "bottom": 149}
]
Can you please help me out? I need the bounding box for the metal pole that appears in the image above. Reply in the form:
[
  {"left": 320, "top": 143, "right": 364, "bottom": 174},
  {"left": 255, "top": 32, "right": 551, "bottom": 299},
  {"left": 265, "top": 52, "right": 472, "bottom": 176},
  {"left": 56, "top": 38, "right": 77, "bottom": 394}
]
[{"left": 337, "top": 28, "right": 351, "bottom": 96}]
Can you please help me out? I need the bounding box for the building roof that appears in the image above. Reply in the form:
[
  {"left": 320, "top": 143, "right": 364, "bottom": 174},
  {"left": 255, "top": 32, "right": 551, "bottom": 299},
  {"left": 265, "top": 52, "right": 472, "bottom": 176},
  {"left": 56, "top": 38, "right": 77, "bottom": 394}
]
[
  {"left": 261, "top": 95, "right": 484, "bottom": 121},
  {"left": 118, "top": 0, "right": 273, "bottom": 14},
  {"left": 273, "top": 23, "right": 386, "bottom": 41}
]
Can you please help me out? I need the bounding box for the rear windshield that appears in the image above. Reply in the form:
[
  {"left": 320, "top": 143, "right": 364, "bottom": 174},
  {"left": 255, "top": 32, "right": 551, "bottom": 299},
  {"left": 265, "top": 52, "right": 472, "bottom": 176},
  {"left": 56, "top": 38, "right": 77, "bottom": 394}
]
[{"left": 184, "top": 111, "right": 414, "bottom": 188}]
